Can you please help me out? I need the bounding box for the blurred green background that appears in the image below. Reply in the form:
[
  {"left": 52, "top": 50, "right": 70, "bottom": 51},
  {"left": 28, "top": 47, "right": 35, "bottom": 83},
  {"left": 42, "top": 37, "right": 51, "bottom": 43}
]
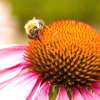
[
  {"left": 9, "top": 0, "right": 100, "bottom": 30},
  {"left": 0, "top": 0, "right": 100, "bottom": 44}
]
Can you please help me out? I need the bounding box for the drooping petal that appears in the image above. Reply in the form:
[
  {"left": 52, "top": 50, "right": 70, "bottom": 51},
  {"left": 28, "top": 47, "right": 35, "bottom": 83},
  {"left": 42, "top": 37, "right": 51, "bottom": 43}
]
[
  {"left": 92, "top": 93, "right": 100, "bottom": 100},
  {"left": 0, "top": 64, "right": 23, "bottom": 89},
  {"left": 34, "top": 82, "right": 51, "bottom": 100},
  {"left": 0, "top": 71, "right": 39, "bottom": 100},
  {"left": 26, "top": 79, "right": 42, "bottom": 100},
  {"left": 0, "top": 44, "right": 26, "bottom": 70},
  {"left": 0, "top": 62, "right": 29, "bottom": 88},
  {"left": 92, "top": 82, "right": 100, "bottom": 96},
  {"left": 56, "top": 86, "right": 69, "bottom": 100},
  {"left": 80, "top": 88, "right": 95, "bottom": 100},
  {"left": 72, "top": 87, "right": 84, "bottom": 100}
]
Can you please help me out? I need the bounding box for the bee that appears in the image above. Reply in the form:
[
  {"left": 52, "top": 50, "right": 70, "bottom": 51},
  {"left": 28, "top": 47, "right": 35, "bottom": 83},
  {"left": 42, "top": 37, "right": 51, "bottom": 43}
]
[{"left": 24, "top": 17, "right": 45, "bottom": 39}]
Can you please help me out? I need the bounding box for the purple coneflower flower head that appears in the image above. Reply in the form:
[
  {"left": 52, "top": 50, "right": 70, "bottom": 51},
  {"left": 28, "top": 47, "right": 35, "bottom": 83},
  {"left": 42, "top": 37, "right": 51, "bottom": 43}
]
[{"left": 0, "top": 18, "right": 100, "bottom": 100}]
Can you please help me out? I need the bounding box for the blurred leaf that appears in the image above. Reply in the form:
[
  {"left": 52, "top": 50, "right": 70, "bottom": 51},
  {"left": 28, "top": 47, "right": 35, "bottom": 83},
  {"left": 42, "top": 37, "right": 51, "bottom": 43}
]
[{"left": 9, "top": 0, "right": 100, "bottom": 30}]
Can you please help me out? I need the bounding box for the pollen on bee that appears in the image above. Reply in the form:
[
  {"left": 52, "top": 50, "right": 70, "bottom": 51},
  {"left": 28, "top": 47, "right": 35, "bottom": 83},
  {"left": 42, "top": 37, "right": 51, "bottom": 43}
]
[{"left": 24, "top": 17, "right": 45, "bottom": 39}]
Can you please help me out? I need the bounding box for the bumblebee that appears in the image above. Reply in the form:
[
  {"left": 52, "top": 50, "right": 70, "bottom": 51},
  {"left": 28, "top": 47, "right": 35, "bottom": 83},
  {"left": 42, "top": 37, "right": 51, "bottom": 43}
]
[{"left": 24, "top": 17, "right": 45, "bottom": 39}]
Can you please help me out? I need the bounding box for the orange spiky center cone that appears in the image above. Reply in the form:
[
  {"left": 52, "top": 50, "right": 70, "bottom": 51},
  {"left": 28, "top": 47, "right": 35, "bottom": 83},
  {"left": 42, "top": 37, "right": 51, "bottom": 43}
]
[{"left": 25, "top": 20, "right": 100, "bottom": 88}]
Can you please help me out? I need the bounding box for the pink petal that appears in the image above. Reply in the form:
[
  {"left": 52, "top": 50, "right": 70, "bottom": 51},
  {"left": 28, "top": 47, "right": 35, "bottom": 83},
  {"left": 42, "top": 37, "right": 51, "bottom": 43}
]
[
  {"left": 81, "top": 88, "right": 95, "bottom": 100},
  {"left": 92, "top": 93, "right": 100, "bottom": 100},
  {"left": 92, "top": 82, "right": 100, "bottom": 96},
  {"left": 0, "top": 71, "right": 40, "bottom": 100},
  {"left": 0, "top": 62, "right": 29, "bottom": 86},
  {"left": 56, "top": 86, "right": 69, "bottom": 100},
  {"left": 0, "top": 44, "right": 26, "bottom": 70},
  {"left": 72, "top": 88, "right": 84, "bottom": 100},
  {"left": 0, "top": 64, "right": 23, "bottom": 88},
  {"left": 34, "top": 82, "right": 51, "bottom": 100},
  {"left": 26, "top": 79, "right": 42, "bottom": 100},
  {"left": 91, "top": 82, "right": 100, "bottom": 100}
]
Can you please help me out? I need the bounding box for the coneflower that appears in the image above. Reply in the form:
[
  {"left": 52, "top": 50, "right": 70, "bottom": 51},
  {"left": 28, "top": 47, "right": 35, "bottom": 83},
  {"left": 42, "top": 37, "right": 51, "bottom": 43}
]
[{"left": 0, "top": 18, "right": 100, "bottom": 100}]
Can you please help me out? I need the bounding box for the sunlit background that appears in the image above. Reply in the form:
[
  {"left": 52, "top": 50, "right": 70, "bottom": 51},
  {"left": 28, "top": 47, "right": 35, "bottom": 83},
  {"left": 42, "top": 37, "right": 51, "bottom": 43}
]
[{"left": 0, "top": 0, "right": 100, "bottom": 44}]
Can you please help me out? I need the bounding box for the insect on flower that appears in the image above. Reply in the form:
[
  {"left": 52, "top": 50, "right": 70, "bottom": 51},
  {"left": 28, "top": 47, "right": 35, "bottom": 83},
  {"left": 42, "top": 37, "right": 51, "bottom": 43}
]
[
  {"left": 24, "top": 17, "right": 45, "bottom": 39},
  {"left": 0, "top": 18, "right": 100, "bottom": 100}
]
